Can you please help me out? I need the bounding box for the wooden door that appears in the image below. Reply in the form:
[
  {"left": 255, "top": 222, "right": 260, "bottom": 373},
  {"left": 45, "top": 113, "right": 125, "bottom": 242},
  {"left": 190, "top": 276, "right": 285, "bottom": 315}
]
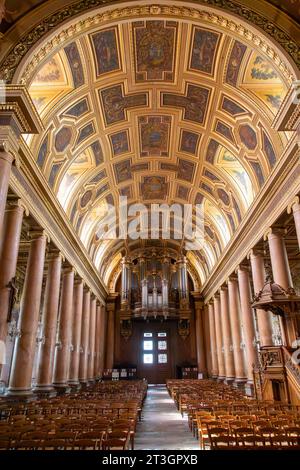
[{"left": 137, "top": 323, "right": 173, "bottom": 384}]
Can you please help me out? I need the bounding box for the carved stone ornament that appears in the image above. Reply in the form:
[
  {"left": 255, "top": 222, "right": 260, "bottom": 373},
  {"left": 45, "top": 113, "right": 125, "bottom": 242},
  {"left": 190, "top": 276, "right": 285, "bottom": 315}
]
[
  {"left": 120, "top": 319, "right": 132, "bottom": 341},
  {"left": 178, "top": 319, "right": 190, "bottom": 340}
]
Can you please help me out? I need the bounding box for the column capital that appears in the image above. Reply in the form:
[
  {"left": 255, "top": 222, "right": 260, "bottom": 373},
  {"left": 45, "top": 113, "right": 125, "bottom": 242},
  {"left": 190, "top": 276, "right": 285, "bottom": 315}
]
[
  {"left": 5, "top": 197, "right": 29, "bottom": 216},
  {"left": 213, "top": 292, "right": 220, "bottom": 301},
  {"left": 28, "top": 228, "right": 50, "bottom": 242},
  {"left": 47, "top": 249, "right": 64, "bottom": 262},
  {"left": 287, "top": 195, "right": 300, "bottom": 214},
  {"left": 74, "top": 276, "right": 83, "bottom": 286},
  {"left": 191, "top": 291, "right": 203, "bottom": 301},
  {"left": 62, "top": 265, "right": 76, "bottom": 275},
  {"left": 83, "top": 285, "right": 91, "bottom": 294},
  {"left": 236, "top": 263, "right": 250, "bottom": 274},
  {"left": 263, "top": 226, "right": 287, "bottom": 241},
  {"left": 247, "top": 247, "right": 265, "bottom": 260},
  {"left": 227, "top": 274, "right": 238, "bottom": 283},
  {"left": 220, "top": 285, "right": 228, "bottom": 293}
]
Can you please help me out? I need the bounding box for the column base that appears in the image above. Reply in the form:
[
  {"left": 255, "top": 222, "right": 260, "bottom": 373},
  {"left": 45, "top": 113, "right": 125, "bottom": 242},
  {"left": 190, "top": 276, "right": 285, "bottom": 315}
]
[
  {"left": 79, "top": 380, "right": 89, "bottom": 390},
  {"left": 5, "top": 388, "right": 36, "bottom": 400},
  {"left": 33, "top": 385, "right": 57, "bottom": 398},
  {"left": 244, "top": 380, "right": 254, "bottom": 397},
  {"left": 224, "top": 377, "right": 235, "bottom": 385},
  {"left": 68, "top": 381, "right": 81, "bottom": 391},
  {"left": 233, "top": 378, "right": 247, "bottom": 389},
  {"left": 216, "top": 376, "right": 226, "bottom": 382},
  {"left": 53, "top": 383, "right": 71, "bottom": 395}
]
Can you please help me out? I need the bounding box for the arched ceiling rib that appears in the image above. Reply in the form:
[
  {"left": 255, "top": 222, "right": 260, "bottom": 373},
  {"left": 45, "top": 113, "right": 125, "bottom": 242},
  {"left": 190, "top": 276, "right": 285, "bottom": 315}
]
[{"left": 15, "top": 9, "right": 295, "bottom": 286}]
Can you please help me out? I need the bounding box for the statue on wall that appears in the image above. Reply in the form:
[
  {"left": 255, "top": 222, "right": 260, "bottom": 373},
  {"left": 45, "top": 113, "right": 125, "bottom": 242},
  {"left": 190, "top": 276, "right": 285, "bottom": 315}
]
[{"left": 6, "top": 277, "right": 18, "bottom": 323}]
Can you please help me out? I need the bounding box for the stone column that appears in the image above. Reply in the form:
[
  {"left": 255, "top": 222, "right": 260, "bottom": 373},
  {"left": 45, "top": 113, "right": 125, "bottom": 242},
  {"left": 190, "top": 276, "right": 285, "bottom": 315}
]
[
  {"left": 0, "top": 201, "right": 25, "bottom": 360},
  {"left": 79, "top": 288, "right": 91, "bottom": 383},
  {"left": 7, "top": 231, "right": 47, "bottom": 396},
  {"left": 203, "top": 305, "right": 212, "bottom": 377},
  {"left": 0, "top": 150, "right": 14, "bottom": 238},
  {"left": 193, "top": 295, "right": 207, "bottom": 377},
  {"left": 249, "top": 249, "right": 273, "bottom": 346},
  {"left": 208, "top": 301, "right": 218, "bottom": 377},
  {"left": 68, "top": 279, "right": 84, "bottom": 386},
  {"left": 99, "top": 304, "right": 107, "bottom": 377},
  {"left": 53, "top": 267, "right": 74, "bottom": 390},
  {"left": 220, "top": 286, "right": 235, "bottom": 382},
  {"left": 237, "top": 266, "right": 258, "bottom": 386},
  {"left": 35, "top": 251, "right": 62, "bottom": 393},
  {"left": 94, "top": 303, "right": 101, "bottom": 379},
  {"left": 266, "top": 229, "right": 293, "bottom": 289},
  {"left": 227, "top": 276, "right": 247, "bottom": 383},
  {"left": 105, "top": 296, "right": 117, "bottom": 369},
  {"left": 213, "top": 294, "right": 225, "bottom": 380},
  {"left": 88, "top": 296, "right": 96, "bottom": 382},
  {"left": 266, "top": 228, "right": 295, "bottom": 346},
  {"left": 288, "top": 196, "right": 300, "bottom": 251}
]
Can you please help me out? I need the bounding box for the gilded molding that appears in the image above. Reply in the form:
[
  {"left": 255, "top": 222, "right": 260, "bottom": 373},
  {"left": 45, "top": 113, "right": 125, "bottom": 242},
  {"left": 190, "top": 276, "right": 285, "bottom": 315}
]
[{"left": 0, "top": 2, "right": 297, "bottom": 84}]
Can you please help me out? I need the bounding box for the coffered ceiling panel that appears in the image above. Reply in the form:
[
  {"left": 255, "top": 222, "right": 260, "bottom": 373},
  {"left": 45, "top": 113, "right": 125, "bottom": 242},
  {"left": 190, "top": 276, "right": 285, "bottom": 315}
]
[{"left": 22, "top": 12, "right": 293, "bottom": 286}]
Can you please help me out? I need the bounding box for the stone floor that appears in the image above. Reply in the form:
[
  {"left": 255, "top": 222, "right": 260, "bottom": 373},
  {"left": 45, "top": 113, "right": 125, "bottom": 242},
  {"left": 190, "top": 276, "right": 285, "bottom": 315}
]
[{"left": 135, "top": 385, "right": 199, "bottom": 450}]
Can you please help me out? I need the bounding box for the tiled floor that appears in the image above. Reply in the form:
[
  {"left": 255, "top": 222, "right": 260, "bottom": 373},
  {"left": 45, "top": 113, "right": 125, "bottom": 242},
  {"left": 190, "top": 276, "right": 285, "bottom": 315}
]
[{"left": 135, "top": 385, "right": 199, "bottom": 450}]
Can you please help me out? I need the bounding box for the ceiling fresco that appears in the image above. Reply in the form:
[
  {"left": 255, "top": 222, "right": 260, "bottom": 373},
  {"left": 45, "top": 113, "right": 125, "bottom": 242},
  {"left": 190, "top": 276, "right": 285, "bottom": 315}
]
[{"left": 20, "top": 13, "right": 293, "bottom": 286}]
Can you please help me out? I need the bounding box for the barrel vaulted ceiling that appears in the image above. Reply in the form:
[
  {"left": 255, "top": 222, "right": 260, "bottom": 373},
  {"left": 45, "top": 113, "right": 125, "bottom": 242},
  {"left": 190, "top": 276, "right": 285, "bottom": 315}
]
[{"left": 8, "top": 4, "right": 296, "bottom": 287}]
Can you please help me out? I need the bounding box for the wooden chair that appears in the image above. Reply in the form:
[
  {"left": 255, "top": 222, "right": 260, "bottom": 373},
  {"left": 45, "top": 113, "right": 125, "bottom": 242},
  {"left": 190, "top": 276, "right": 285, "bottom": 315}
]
[
  {"left": 210, "top": 435, "right": 237, "bottom": 450},
  {"left": 102, "top": 438, "right": 128, "bottom": 450},
  {"left": 72, "top": 439, "right": 99, "bottom": 450}
]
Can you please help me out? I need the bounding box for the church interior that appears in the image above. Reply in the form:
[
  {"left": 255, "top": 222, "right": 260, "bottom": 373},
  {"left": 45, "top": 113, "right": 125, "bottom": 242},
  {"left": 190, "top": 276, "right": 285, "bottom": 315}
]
[{"left": 0, "top": 0, "right": 300, "bottom": 451}]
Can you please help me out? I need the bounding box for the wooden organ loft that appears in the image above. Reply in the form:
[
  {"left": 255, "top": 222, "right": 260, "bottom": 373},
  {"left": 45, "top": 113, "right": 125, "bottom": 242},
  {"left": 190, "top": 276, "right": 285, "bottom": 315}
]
[{"left": 118, "top": 250, "right": 194, "bottom": 338}]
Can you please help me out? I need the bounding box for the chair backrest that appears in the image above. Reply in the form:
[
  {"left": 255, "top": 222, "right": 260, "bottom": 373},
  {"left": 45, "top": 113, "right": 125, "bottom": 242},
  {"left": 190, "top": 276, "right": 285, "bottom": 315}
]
[
  {"left": 73, "top": 439, "right": 98, "bottom": 450},
  {"left": 210, "top": 436, "right": 237, "bottom": 449},
  {"left": 102, "top": 438, "right": 127, "bottom": 450},
  {"left": 234, "top": 427, "right": 254, "bottom": 437}
]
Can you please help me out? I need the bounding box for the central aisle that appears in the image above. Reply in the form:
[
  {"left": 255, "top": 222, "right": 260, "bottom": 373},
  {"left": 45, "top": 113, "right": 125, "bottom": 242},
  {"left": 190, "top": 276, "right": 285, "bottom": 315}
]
[{"left": 135, "top": 385, "right": 199, "bottom": 450}]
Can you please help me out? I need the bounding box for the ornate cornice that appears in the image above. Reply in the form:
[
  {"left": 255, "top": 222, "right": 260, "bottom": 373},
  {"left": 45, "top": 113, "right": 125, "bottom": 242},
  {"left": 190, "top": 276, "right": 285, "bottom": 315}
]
[{"left": 0, "top": 1, "right": 297, "bottom": 84}]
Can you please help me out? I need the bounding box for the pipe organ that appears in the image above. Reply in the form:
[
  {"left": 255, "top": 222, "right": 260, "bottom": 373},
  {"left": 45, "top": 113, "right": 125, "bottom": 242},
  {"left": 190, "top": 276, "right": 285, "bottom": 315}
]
[{"left": 119, "top": 250, "right": 191, "bottom": 322}]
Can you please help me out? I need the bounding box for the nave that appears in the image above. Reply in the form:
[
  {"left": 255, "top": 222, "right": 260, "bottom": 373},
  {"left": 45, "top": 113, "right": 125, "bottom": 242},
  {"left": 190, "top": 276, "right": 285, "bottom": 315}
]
[{"left": 135, "top": 385, "right": 199, "bottom": 450}]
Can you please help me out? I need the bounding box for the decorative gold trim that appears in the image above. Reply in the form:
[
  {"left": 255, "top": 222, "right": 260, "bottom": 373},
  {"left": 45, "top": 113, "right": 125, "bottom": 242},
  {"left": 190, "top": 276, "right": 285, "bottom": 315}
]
[{"left": 0, "top": 3, "right": 296, "bottom": 84}]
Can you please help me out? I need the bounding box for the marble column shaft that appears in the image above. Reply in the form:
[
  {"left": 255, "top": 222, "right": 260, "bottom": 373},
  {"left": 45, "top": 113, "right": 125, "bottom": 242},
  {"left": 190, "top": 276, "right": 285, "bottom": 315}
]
[
  {"left": 105, "top": 307, "right": 115, "bottom": 370},
  {"left": 291, "top": 200, "right": 300, "bottom": 250},
  {"left": 227, "top": 277, "right": 247, "bottom": 381},
  {"left": 220, "top": 287, "right": 235, "bottom": 380},
  {"left": 267, "top": 231, "right": 293, "bottom": 289},
  {"left": 94, "top": 304, "right": 101, "bottom": 378},
  {"left": 53, "top": 268, "right": 74, "bottom": 387},
  {"left": 208, "top": 302, "right": 218, "bottom": 377},
  {"left": 0, "top": 203, "right": 24, "bottom": 347},
  {"left": 195, "top": 305, "right": 207, "bottom": 375},
  {"left": 0, "top": 151, "right": 14, "bottom": 239},
  {"left": 98, "top": 305, "right": 107, "bottom": 377},
  {"left": 213, "top": 295, "right": 225, "bottom": 379},
  {"left": 68, "top": 280, "right": 84, "bottom": 385},
  {"left": 79, "top": 289, "right": 91, "bottom": 382},
  {"left": 249, "top": 251, "right": 273, "bottom": 346},
  {"left": 88, "top": 296, "right": 96, "bottom": 381},
  {"left": 237, "top": 267, "right": 258, "bottom": 382},
  {"left": 35, "top": 252, "right": 62, "bottom": 390},
  {"left": 8, "top": 232, "right": 47, "bottom": 395}
]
